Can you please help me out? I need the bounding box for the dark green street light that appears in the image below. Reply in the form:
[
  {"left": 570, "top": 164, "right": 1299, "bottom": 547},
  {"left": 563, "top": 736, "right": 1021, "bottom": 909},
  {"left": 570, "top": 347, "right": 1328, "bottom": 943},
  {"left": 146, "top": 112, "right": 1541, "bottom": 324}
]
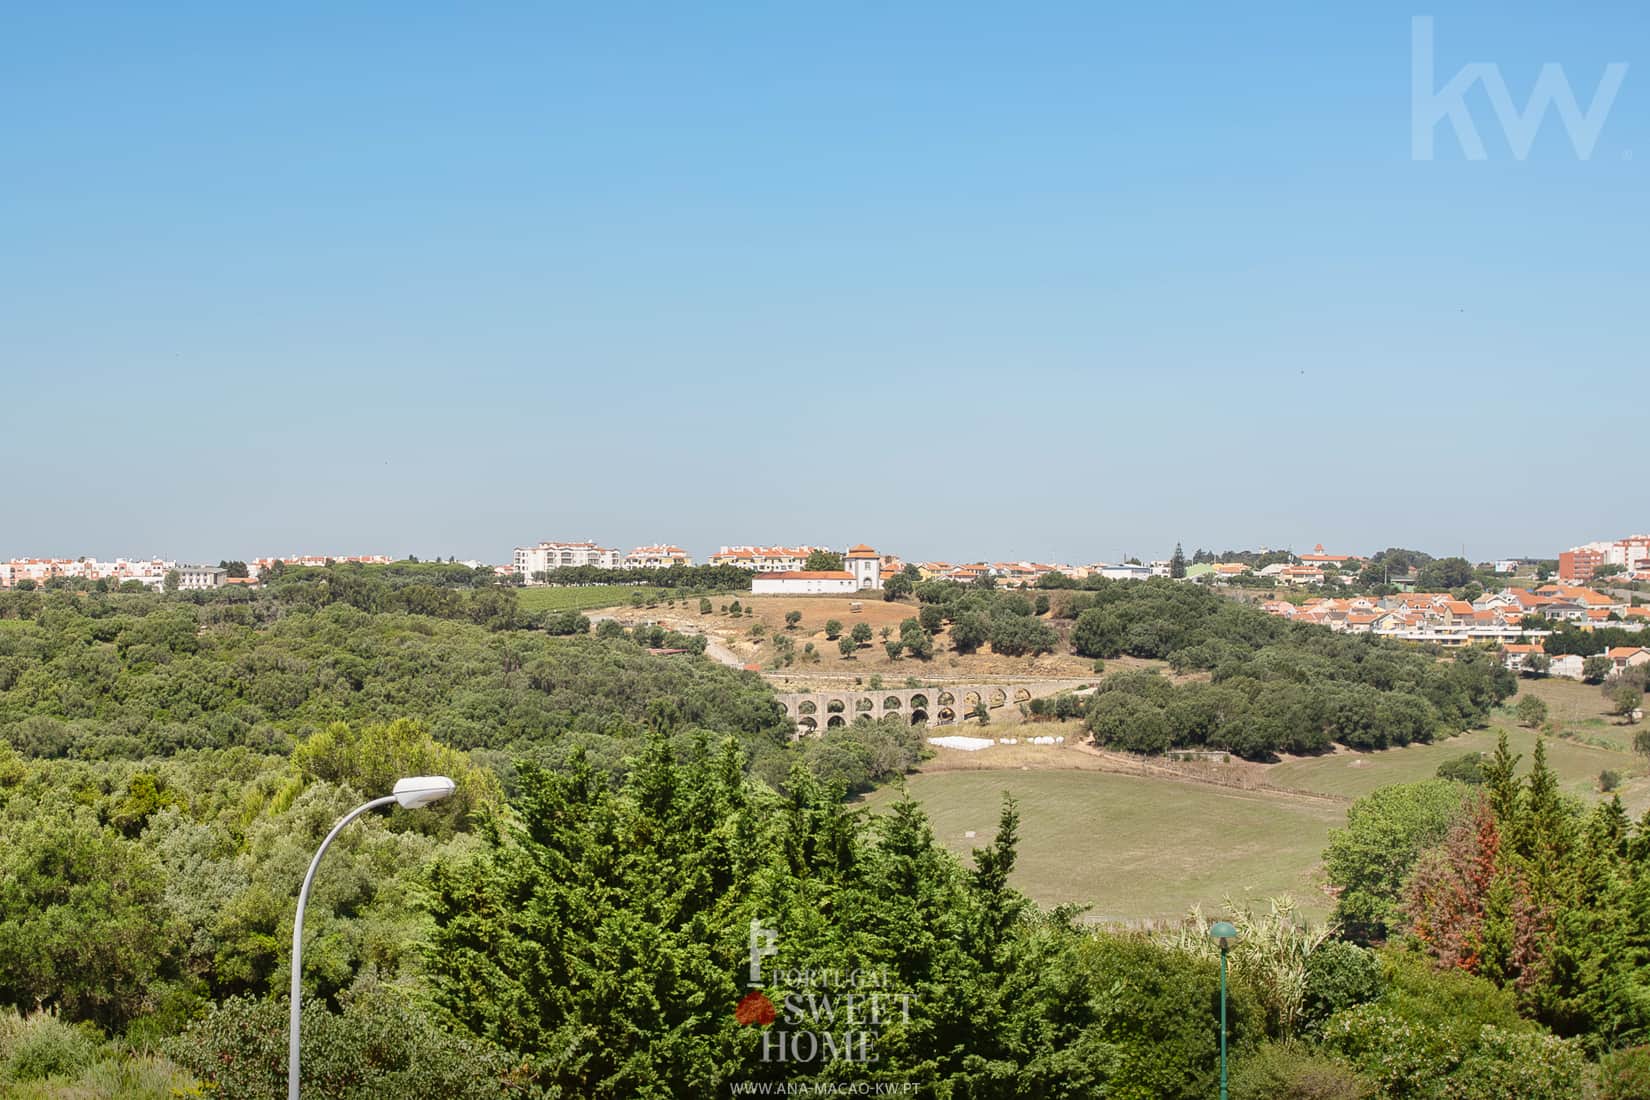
[{"left": 1209, "top": 921, "right": 1238, "bottom": 1100}]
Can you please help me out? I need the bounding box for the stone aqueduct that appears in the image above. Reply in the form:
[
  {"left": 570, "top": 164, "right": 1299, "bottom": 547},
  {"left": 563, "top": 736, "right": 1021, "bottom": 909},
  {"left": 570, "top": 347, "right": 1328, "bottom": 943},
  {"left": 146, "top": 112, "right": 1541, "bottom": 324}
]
[{"left": 776, "top": 684, "right": 1034, "bottom": 737}]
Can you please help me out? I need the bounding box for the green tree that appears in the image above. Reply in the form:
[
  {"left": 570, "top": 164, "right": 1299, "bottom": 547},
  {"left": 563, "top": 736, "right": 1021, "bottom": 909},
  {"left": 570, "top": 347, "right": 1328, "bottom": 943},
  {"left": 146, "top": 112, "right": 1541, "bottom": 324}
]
[
  {"left": 1516, "top": 694, "right": 1550, "bottom": 728},
  {"left": 0, "top": 812, "right": 176, "bottom": 1029},
  {"left": 162, "top": 570, "right": 180, "bottom": 594},
  {"left": 850, "top": 622, "right": 873, "bottom": 647},
  {"left": 784, "top": 610, "right": 802, "bottom": 630},
  {"left": 950, "top": 612, "right": 989, "bottom": 654},
  {"left": 803, "top": 549, "right": 844, "bottom": 572},
  {"left": 1324, "top": 781, "right": 1471, "bottom": 943},
  {"left": 1583, "top": 655, "right": 1613, "bottom": 683},
  {"left": 884, "top": 640, "right": 903, "bottom": 660},
  {"left": 823, "top": 618, "right": 843, "bottom": 640},
  {"left": 1085, "top": 693, "right": 1170, "bottom": 754},
  {"left": 882, "top": 573, "right": 913, "bottom": 601},
  {"left": 699, "top": 597, "right": 713, "bottom": 615},
  {"left": 899, "top": 618, "right": 934, "bottom": 660},
  {"left": 1614, "top": 683, "right": 1644, "bottom": 723},
  {"left": 1170, "top": 543, "right": 1187, "bottom": 579},
  {"left": 838, "top": 636, "right": 856, "bottom": 659},
  {"left": 218, "top": 560, "right": 249, "bottom": 578}
]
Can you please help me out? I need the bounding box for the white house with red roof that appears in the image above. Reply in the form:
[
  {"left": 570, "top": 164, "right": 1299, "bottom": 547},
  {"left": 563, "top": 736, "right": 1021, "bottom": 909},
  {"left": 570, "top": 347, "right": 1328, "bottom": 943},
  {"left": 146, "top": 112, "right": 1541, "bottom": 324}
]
[{"left": 750, "top": 544, "right": 885, "bottom": 595}]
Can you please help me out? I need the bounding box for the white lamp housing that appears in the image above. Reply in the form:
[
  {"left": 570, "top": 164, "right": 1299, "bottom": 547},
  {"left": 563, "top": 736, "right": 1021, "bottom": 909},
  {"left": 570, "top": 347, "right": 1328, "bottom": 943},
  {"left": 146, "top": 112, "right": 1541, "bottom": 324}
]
[{"left": 392, "top": 775, "right": 457, "bottom": 809}]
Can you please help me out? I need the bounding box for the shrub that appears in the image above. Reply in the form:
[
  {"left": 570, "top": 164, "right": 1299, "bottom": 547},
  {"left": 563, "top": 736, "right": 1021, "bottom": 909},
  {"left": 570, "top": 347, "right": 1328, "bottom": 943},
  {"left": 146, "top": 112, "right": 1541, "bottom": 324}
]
[
  {"left": 1599, "top": 1045, "right": 1650, "bottom": 1100},
  {"left": 169, "top": 987, "right": 524, "bottom": 1100},
  {"left": 1602, "top": 769, "right": 1623, "bottom": 792},
  {"left": 1230, "top": 1041, "right": 1373, "bottom": 1100},
  {"left": 1302, "top": 941, "right": 1382, "bottom": 1031},
  {"left": 1075, "top": 934, "right": 1261, "bottom": 1100},
  {"left": 0, "top": 1007, "right": 100, "bottom": 1082},
  {"left": 1434, "top": 752, "right": 1486, "bottom": 784}
]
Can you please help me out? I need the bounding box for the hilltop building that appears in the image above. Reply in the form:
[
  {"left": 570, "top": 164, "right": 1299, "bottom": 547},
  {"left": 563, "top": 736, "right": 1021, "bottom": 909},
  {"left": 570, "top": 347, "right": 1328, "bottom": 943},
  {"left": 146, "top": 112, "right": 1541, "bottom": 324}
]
[
  {"left": 514, "top": 541, "right": 621, "bottom": 581},
  {"left": 750, "top": 544, "right": 885, "bottom": 595},
  {"left": 624, "top": 545, "right": 693, "bottom": 568},
  {"left": 1559, "top": 535, "right": 1650, "bottom": 582},
  {"left": 845, "top": 544, "right": 882, "bottom": 590},
  {"left": 707, "top": 546, "right": 821, "bottom": 573}
]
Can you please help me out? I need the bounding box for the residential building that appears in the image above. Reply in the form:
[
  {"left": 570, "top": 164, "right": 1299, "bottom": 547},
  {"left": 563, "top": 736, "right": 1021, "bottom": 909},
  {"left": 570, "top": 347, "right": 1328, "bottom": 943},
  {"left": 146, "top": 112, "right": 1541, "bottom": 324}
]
[
  {"left": 1501, "top": 643, "right": 1546, "bottom": 674},
  {"left": 708, "top": 546, "right": 819, "bottom": 573},
  {"left": 514, "top": 541, "right": 621, "bottom": 581},
  {"left": 1094, "top": 562, "right": 1153, "bottom": 581},
  {"left": 1299, "top": 543, "right": 1361, "bottom": 567},
  {"left": 176, "top": 564, "right": 227, "bottom": 590},
  {"left": 1547, "top": 654, "right": 1585, "bottom": 680},
  {"left": 623, "top": 545, "right": 694, "bottom": 569},
  {"left": 1608, "top": 647, "right": 1650, "bottom": 674},
  {"left": 1559, "top": 535, "right": 1650, "bottom": 581},
  {"left": 1275, "top": 564, "right": 1325, "bottom": 586},
  {"left": 250, "top": 555, "right": 392, "bottom": 576}
]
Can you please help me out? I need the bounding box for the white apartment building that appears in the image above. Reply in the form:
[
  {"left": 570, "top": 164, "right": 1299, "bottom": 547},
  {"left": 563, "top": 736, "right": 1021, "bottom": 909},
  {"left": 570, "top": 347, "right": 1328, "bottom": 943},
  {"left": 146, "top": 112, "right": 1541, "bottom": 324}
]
[
  {"left": 708, "top": 546, "right": 819, "bottom": 573},
  {"left": 176, "top": 564, "right": 228, "bottom": 590},
  {"left": 514, "top": 540, "right": 621, "bottom": 581},
  {"left": 0, "top": 557, "right": 172, "bottom": 587},
  {"left": 623, "top": 545, "right": 694, "bottom": 569}
]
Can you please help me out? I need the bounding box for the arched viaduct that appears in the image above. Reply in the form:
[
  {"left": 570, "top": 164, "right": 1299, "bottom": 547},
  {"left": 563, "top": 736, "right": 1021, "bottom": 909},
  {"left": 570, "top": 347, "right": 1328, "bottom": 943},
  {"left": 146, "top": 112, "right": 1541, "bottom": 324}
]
[{"left": 775, "top": 684, "right": 1036, "bottom": 738}]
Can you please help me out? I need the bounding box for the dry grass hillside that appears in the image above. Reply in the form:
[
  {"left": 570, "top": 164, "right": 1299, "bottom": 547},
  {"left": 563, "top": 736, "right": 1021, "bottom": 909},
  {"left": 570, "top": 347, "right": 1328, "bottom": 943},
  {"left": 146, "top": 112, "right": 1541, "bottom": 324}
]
[{"left": 693, "top": 593, "right": 1103, "bottom": 684}]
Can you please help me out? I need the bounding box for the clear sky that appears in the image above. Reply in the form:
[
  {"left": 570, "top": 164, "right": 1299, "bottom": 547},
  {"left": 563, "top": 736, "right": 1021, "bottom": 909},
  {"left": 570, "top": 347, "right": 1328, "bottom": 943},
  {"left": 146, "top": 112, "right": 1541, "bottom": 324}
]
[{"left": 2, "top": 2, "right": 1644, "bottom": 566}]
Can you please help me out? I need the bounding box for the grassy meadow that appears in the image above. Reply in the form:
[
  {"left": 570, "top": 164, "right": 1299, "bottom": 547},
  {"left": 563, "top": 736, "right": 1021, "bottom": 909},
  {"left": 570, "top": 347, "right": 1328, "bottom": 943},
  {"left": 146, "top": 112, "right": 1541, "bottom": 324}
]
[{"left": 861, "top": 675, "right": 1646, "bottom": 924}]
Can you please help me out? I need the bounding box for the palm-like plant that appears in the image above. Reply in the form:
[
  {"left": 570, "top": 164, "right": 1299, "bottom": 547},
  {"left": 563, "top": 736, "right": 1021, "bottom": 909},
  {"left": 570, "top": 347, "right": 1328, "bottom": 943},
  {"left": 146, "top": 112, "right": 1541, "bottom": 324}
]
[{"left": 1159, "top": 894, "right": 1333, "bottom": 1040}]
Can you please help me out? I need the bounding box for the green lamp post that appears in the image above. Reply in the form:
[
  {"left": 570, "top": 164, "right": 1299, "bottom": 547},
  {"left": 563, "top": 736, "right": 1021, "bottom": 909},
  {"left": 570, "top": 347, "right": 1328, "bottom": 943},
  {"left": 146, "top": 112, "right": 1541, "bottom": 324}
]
[{"left": 1209, "top": 921, "right": 1238, "bottom": 1100}]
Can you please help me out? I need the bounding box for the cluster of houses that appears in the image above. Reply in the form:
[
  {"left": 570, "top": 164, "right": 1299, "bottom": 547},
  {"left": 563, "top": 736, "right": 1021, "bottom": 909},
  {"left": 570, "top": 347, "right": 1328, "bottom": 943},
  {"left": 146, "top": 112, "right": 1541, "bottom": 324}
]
[
  {"left": 1261, "top": 583, "right": 1650, "bottom": 676},
  {"left": 0, "top": 557, "right": 238, "bottom": 590},
  {"left": 0, "top": 553, "right": 407, "bottom": 590}
]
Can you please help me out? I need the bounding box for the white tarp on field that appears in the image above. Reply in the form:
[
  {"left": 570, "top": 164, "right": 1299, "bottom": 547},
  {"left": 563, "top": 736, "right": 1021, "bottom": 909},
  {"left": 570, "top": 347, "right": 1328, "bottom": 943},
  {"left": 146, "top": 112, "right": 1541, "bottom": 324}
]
[{"left": 927, "top": 736, "right": 995, "bottom": 752}]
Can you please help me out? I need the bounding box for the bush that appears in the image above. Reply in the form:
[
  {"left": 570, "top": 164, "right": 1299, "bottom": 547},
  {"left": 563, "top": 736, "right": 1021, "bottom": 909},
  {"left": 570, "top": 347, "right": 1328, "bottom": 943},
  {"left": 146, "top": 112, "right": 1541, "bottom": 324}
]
[
  {"left": 169, "top": 987, "right": 524, "bottom": 1100},
  {"left": 1086, "top": 693, "right": 1171, "bottom": 754},
  {"left": 1302, "top": 942, "right": 1382, "bottom": 1031},
  {"left": 1599, "top": 1045, "right": 1650, "bottom": 1100},
  {"left": 1434, "top": 752, "right": 1486, "bottom": 785},
  {"left": 0, "top": 1008, "right": 99, "bottom": 1082},
  {"left": 1602, "top": 769, "right": 1623, "bottom": 793},
  {"left": 1075, "top": 934, "right": 1261, "bottom": 1100},
  {"left": 1230, "top": 1041, "right": 1373, "bottom": 1100},
  {"left": 1516, "top": 694, "right": 1549, "bottom": 728}
]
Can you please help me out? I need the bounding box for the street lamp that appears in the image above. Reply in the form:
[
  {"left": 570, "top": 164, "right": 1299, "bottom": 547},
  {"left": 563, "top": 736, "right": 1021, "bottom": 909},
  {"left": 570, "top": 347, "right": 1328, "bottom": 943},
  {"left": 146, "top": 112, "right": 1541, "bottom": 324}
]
[
  {"left": 288, "top": 776, "right": 456, "bottom": 1100},
  {"left": 1209, "top": 921, "right": 1239, "bottom": 1100}
]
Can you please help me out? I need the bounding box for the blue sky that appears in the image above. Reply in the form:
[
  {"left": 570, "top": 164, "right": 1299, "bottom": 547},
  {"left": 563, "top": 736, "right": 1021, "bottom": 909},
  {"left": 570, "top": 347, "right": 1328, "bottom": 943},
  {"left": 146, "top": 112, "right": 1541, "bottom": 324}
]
[{"left": 2, "top": 2, "right": 1644, "bottom": 565}]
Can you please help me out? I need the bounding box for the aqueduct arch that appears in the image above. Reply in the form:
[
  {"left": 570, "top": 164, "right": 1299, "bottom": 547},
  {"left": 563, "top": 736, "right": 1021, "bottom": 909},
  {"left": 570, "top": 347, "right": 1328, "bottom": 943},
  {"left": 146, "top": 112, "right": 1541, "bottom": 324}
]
[{"left": 776, "top": 682, "right": 1044, "bottom": 738}]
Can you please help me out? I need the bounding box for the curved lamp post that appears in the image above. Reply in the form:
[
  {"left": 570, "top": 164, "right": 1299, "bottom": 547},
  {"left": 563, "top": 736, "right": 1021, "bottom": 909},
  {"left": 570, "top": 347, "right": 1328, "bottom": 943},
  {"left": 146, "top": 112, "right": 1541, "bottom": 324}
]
[
  {"left": 288, "top": 776, "right": 456, "bottom": 1100},
  {"left": 1209, "top": 920, "right": 1239, "bottom": 1100}
]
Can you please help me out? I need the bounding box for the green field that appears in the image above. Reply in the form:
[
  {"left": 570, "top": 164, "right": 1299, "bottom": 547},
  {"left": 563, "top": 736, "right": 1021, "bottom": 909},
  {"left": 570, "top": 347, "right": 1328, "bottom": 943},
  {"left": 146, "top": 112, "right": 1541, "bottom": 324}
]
[
  {"left": 860, "top": 769, "right": 1344, "bottom": 922},
  {"left": 1271, "top": 676, "right": 1646, "bottom": 809},
  {"left": 859, "top": 677, "right": 1646, "bottom": 924}
]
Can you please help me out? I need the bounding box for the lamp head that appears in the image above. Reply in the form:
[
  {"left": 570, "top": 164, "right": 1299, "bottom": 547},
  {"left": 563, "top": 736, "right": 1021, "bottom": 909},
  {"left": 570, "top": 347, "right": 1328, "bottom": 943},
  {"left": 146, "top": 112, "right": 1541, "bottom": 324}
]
[
  {"left": 1209, "top": 921, "right": 1239, "bottom": 950},
  {"left": 392, "top": 775, "right": 457, "bottom": 809}
]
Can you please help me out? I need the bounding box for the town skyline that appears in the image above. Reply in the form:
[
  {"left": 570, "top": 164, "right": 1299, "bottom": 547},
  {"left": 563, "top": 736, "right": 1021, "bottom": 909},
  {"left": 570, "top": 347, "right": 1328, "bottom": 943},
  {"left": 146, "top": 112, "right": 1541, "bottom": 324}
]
[{"left": 0, "top": 527, "right": 1610, "bottom": 573}]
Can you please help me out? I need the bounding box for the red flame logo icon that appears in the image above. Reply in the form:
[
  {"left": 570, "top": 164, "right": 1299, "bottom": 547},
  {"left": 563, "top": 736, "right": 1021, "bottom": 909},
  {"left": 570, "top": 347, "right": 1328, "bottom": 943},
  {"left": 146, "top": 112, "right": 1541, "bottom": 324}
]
[{"left": 735, "top": 990, "right": 777, "bottom": 1026}]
